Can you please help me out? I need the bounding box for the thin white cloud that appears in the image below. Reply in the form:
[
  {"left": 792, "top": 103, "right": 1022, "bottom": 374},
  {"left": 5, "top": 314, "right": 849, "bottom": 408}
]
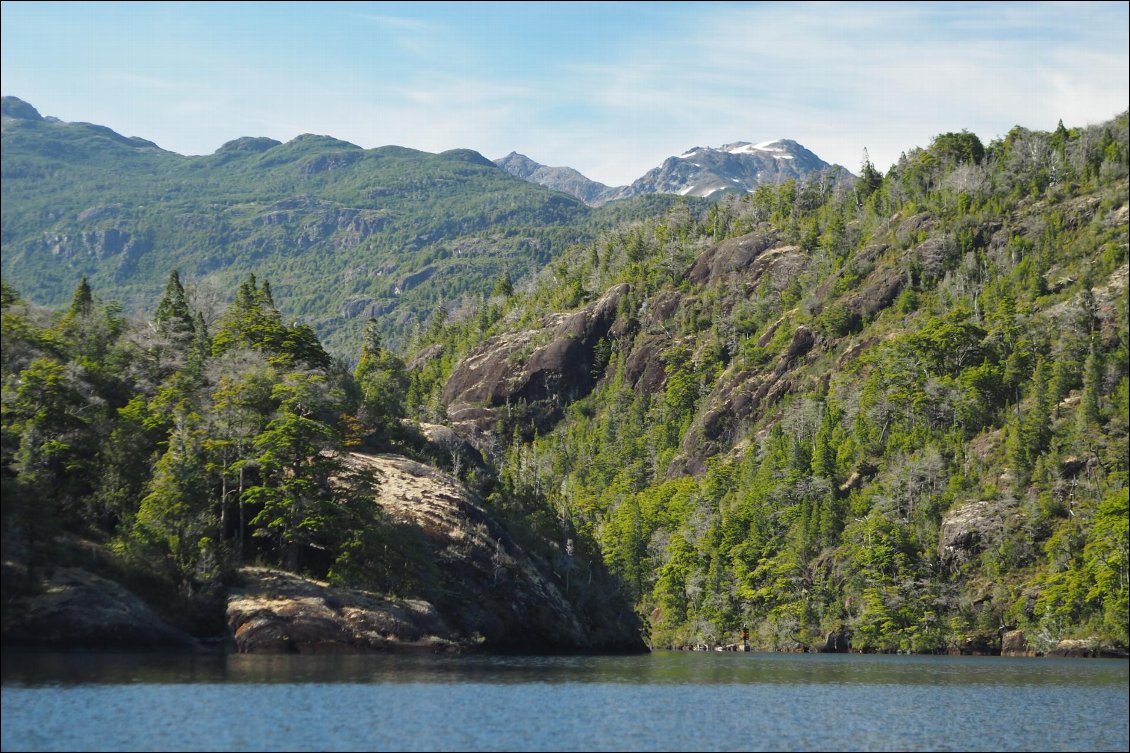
[
  {"left": 101, "top": 71, "right": 180, "bottom": 91},
  {"left": 542, "top": 2, "right": 1129, "bottom": 181},
  {"left": 4, "top": 2, "right": 1124, "bottom": 184},
  {"left": 351, "top": 12, "right": 448, "bottom": 58},
  {"left": 354, "top": 13, "right": 438, "bottom": 33}
]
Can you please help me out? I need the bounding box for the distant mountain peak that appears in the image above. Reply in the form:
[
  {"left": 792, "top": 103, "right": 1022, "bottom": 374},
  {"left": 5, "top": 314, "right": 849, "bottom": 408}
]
[
  {"left": 216, "top": 136, "right": 282, "bottom": 154},
  {"left": 720, "top": 140, "right": 791, "bottom": 155},
  {"left": 495, "top": 152, "right": 543, "bottom": 180},
  {"left": 626, "top": 138, "right": 850, "bottom": 200},
  {"left": 438, "top": 148, "right": 496, "bottom": 167},
  {"left": 1, "top": 96, "right": 44, "bottom": 122},
  {"left": 287, "top": 133, "right": 362, "bottom": 150},
  {"left": 502, "top": 139, "right": 851, "bottom": 206},
  {"left": 494, "top": 152, "right": 621, "bottom": 206},
  {"left": 2, "top": 96, "right": 163, "bottom": 150}
]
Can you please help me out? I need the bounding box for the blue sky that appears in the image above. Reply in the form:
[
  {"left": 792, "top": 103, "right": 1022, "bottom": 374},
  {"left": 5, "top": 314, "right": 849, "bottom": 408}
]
[{"left": 2, "top": 1, "right": 1127, "bottom": 185}]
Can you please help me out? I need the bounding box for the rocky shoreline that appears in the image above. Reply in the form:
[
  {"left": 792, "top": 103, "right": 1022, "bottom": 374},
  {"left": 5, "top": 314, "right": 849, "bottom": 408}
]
[
  {"left": 2, "top": 453, "right": 1122, "bottom": 659},
  {"left": 2, "top": 452, "right": 647, "bottom": 655},
  {"left": 662, "top": 628, "right": 1128, "bottom": 658},
  {"left": 4, "top": 561, "right": 1124, "bottom": 658}
]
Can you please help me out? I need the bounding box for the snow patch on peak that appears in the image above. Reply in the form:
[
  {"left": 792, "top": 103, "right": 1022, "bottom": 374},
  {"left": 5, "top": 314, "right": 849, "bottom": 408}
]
[{"left": 722, "top": 140, "right": 787, "bottom": 156}]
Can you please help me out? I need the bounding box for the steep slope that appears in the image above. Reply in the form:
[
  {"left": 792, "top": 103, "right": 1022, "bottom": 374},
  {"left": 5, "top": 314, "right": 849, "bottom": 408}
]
[
  {"left": 349, "top": 452, "right": 643, "bottom": 651},
  {"left": 223, "top": 453, "right": 645, "bottom": 653},
  {"left": 416, "top": 114, "right": 1130, "bottom": 654},
  {"left": 0, "top": 267, "right": 645, "bottom": 652}
]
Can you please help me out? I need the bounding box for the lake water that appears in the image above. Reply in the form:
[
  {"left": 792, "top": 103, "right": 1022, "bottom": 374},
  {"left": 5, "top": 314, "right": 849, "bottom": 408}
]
[{"left": 2, "top": 651, "right": 1127, "bottom": 751}]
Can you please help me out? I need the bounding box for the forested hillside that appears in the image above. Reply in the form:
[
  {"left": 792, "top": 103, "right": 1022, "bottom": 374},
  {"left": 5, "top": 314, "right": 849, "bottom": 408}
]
[
  {"left": 2, "top": 109, "right": 1126, "bottom": 655},
  {"left": 0, "top": 271, "right": 639, "bottom": 648},
  {"left": 0, "top": 96, "right": 690, "bottom": 355},
  {"left": 410, "top": 114, "right": 1130, "bottom": 653}
]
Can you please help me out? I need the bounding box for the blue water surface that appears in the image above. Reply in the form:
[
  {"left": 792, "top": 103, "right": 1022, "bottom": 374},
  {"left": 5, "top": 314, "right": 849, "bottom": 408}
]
[{"left": 2, "top": 651, "right": 1127, "bottom": 751}]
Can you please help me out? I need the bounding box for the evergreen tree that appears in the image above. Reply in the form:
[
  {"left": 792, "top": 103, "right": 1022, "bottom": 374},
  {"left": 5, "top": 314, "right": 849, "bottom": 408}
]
[
  {"left": 243, "top": 373, "right": 372, "bottom": 571},
  {"left": 492, "top": 269, "right": 515, "bottom": 298},
  {"left": 354, "top": 319, "right": 409, "bottom": 432},
  {"left": 56, "top": 276, "right": 123, "bottom": 358},
  {"left": 1025, "top": 357, "right": 1053, "bottom": 458},
  {"left": 212, "top": 275, "right": 329, "bottom": 370},
  {"left": 133, "top": 405, "right": 219, "bottom": 594},
  {"left": 855, "top": 149, "right": 884, "bottom": 207},
  {"left": 1078, "top": 338, "right": 1104, "bottom": 432},
  {"left": 187, "top": 312, "right": 211, "bottom": 376},
  {"left": 66, "top": 276, "right": 94, "bottom": 320},
  {"left": 154, "top": 270, "right": 195, "bottom": 342}
]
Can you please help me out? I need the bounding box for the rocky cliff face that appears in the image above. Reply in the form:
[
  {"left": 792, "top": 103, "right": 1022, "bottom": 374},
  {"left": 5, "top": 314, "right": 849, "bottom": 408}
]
[
  {"left": 442, "top": 283, "right": 631, "bottom": 447},
  {"left": 436, "top": 231, "right": 832, "bottom": 474},
  {"left": 226, "top": 567, "right": 460, "bottom": 654},
  {"left": 938, "top": 499, "right": 1013, "bottom": 569},
  {"left": 352, "top": 452, "right": 644, "bottom": 652},
  {"left": 1, "top": 566, "right": 198, "bottom": 650},
  {"left": 226, "top": 453, "right": 645, "bottom": 653},
  {"left": 671, "top": 323, "right": 819, "bottom": 477}
]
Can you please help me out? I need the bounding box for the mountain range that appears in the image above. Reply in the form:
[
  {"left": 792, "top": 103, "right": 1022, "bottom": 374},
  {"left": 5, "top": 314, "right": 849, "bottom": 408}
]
[
  {"left": 1, "top": 90, "right": 1126, "bottom": 658},
  {"left": 1, "top": 96, "right": 846, "bottom": 354},
  {"left": 496, "top": 139, "right": 852, "bottom": 206}
]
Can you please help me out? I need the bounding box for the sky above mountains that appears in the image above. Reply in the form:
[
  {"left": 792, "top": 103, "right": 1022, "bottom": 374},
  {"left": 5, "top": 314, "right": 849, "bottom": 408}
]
[{"left": 2, "top": 1, "right": 1127, "bottom": 185}]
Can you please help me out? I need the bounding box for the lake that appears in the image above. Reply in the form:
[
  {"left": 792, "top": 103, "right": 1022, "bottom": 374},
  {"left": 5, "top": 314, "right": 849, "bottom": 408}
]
[{"left": 2, "top": 651, "right": 1127, "bottom": 751}]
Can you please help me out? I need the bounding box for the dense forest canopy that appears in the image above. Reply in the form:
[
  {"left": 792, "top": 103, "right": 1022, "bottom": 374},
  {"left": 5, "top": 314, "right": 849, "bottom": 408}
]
[
  {"left": 2, "top": 112, "right": 1127, "bottom": 652},
  {"left": 405, "top": 113, "right": 1130, "bottom": 651}
]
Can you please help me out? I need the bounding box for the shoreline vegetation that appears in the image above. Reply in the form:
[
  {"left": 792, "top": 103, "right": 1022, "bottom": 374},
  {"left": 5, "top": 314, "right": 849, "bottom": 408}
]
[{"left": 3, "top": 110, "right": 1128, "bottom": 659}]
